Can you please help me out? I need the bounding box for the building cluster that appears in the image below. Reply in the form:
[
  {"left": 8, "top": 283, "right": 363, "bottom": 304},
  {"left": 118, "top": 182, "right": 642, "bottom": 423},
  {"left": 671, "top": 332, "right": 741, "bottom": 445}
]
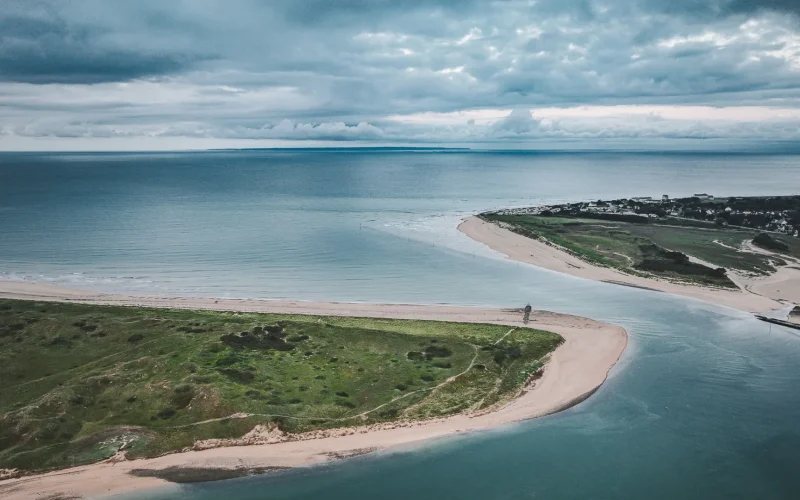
[{"left": 493, "top": 194, "right": 800, "bottom": 237}]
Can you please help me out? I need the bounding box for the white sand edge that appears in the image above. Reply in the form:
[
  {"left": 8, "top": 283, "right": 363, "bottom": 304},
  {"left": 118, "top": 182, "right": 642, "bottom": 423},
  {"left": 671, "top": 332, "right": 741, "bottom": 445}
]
[
  {"left": 0, "top": 281, "right": 627, "bottom": 500},
  {"left": 458, "top": 216, "right": 800, "bottom": 314}
]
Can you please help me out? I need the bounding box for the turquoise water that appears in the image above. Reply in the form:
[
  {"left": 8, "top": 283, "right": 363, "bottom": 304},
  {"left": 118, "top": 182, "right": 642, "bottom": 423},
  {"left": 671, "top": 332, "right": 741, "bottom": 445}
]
[{"left": 1, "top": 151, "right": 799, "bottom": 499}]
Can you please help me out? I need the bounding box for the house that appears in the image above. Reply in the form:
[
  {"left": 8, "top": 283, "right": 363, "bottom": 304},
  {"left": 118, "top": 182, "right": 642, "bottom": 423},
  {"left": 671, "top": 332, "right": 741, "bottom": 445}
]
[{"left": 662, "top": 194, "right": 669, "bottom": 202}]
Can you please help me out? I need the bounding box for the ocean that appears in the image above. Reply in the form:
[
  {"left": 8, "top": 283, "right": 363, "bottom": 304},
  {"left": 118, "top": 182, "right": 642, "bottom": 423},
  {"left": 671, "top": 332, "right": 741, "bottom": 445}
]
[{"left": 1, "top": 150, "right": 799, "bottom": 499}]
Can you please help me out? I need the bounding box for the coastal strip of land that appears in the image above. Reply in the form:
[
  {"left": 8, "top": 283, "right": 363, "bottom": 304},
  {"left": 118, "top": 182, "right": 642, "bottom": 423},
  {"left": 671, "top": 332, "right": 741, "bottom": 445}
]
[
  {"left": 0, "top": 281, "right": 627, "bottom": 500},
  {"left": 458, "top": 216, "right": 799, "bottom": 314}
]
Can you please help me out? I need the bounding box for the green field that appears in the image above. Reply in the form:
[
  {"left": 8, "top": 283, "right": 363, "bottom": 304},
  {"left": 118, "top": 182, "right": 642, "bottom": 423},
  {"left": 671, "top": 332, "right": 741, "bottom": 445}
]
[
  {"left": 483, "top": 213, "right": 798, "bottom": 288},
  {"left": 0, "top": 300, "right": 561, "bottom": 472}
]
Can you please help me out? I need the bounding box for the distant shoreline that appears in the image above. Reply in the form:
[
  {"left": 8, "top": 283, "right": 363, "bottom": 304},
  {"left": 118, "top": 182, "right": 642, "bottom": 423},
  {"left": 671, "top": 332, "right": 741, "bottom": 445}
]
[
  {"left": 458, "top": 216, "right": 799, "bottom": 314},
  {"left": 0, "top": 281, "right": 627, "bottom": 500}
]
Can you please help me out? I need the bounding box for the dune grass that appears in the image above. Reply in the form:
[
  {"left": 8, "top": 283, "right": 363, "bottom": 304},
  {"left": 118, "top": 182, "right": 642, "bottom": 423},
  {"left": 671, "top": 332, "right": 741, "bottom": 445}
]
[{"left": 0, "top": 299, "right": 561, "bottom": 472}]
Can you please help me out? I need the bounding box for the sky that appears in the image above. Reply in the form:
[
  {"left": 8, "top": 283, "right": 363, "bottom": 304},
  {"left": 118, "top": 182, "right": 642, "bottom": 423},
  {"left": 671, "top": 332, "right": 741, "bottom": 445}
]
[{"left": 2, "top": 0, "right": 800, "bottom": 151}]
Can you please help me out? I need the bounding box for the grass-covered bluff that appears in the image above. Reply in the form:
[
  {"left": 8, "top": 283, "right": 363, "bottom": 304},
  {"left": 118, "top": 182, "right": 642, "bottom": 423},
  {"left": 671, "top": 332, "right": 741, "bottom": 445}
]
[{"left": 0, "top": 299, "right": 561, "bottom": 472}]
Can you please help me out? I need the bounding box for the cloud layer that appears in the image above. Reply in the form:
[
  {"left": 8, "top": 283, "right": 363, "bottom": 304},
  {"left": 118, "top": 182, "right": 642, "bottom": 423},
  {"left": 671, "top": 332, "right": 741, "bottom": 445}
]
[{"left": 2, "top": 0, "right": 800, "bottom": 149}]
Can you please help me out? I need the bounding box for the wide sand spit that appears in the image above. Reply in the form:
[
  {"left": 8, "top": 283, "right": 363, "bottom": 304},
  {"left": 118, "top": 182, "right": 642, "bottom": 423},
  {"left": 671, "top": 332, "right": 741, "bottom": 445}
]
[
  {"left": 459, "top": 216, "right": 800, "bottom": 314},
  {"left": 0, "top": 280, "right": 627, "bottom": 500}
]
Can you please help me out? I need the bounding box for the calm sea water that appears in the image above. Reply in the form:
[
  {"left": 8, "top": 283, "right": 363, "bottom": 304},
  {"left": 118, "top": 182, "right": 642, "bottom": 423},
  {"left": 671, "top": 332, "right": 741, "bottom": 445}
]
[{"left": 1, "top": 151, "right": 799, "bottom": 499}]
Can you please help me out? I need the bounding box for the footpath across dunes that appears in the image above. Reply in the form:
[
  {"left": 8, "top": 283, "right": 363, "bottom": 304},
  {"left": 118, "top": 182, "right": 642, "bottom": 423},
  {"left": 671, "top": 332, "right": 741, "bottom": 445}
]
[{"left": 0, "top": 281, "right": 627, "bottom": 500}]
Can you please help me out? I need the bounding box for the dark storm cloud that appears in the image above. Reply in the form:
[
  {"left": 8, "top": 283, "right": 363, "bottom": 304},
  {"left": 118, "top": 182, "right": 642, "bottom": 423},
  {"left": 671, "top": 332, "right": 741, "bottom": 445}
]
[
  {"left": 2, "top": 0, "right": 800, "bottom": 147},
  {"left": 0, "top": 3, "right": 212, "bottom": 83}
]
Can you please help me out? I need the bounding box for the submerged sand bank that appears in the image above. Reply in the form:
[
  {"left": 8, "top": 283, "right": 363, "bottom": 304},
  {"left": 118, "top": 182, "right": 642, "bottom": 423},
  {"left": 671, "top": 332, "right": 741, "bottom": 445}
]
[
  {"left": 458, "top": 216, "right": 799, "bottom": 314},
  {"left": 0, "top": 281, "right": 627, "bottom": 500}
]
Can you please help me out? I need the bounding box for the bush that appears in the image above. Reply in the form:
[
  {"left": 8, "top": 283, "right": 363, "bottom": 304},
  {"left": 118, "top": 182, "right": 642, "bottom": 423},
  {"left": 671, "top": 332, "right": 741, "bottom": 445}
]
[
  {"left": 171, "top": 385, "right": 195, "bottom": 409},
  {"left": 753, "top": 233, "right": 789, "bottom": 252},
  {"left": 423, "top": 345, "right": 452, "bottom": 358},
  {"left": 157, "top": 408, "right": 176, "bottom": 419}
]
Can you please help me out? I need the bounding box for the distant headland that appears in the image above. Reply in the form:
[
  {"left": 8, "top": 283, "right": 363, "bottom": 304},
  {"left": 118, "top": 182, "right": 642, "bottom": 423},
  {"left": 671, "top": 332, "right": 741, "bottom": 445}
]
[{"left": 460, "top": 195, "right": 800, "bottom": 317}]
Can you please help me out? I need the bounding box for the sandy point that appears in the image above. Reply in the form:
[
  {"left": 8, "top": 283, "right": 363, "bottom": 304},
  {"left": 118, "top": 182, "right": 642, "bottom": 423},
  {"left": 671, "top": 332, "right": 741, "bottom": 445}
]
[
  {"left": 0, "top": 281, "right": 627, "bottom": 500},
  {"left": 458, "top": 215, "right": 798, "bottom": 314}
]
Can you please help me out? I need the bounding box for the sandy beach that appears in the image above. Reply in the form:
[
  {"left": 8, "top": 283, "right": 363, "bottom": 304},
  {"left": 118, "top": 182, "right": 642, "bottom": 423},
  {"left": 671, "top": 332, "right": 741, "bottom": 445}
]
[
  {"left": 0, "top": 281, "right": 627, "bottom": 500},
  {"left": 459, "top": 216, "right": 800, "bottom": 314}
]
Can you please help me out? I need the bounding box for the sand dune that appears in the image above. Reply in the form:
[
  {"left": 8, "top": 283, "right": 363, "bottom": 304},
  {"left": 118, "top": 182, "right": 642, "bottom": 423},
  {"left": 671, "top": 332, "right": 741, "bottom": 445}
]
[{"left": 0, "top": 281, "right": 627, "bottom": 500}]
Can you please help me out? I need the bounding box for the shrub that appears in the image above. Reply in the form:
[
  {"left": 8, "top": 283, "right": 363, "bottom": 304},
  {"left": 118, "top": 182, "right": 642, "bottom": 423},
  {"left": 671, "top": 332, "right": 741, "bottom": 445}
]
[
  {"left": 423, "top": 345, "right": 452, "bottom": 358},
  {"left": 753, "top": 233, "right": 789, "bottom": 252},
  {"left": 157, "top": 408, "right": 176, "bottom": 419}
]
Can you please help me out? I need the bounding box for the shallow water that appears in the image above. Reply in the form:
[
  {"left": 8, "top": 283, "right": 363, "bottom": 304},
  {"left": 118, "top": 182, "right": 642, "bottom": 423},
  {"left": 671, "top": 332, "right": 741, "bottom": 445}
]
[{"left": 2, "top": 151, "right": 800, "bottom": 499}]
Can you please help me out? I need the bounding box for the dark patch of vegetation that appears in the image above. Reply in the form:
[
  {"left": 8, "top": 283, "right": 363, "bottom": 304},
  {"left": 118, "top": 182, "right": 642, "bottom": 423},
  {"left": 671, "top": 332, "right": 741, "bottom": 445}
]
[
  {"left": 220, "top": 324, "right": 296, "bottom": 352},
  {"left": 157, "top": 408, "right": 177, "bottom": 419},
  {"left": 482, "top": 344, "right": 523, "bottom": 365},
  {"left": 423, "top": 345, "right": 452, "bottom": 358},
  {"left": 177, "top": 326, "right": 208, "bottom": 333},
  {"left": 635, "top": 243, "right": 730, "bottom": 283},
  {"left": 171, "top": 385, "right": 195, "bottom": 409},
  {"left": 753, "top": 233, "right": 790, "bottom": 252},
  {"left": 49, "top": 336, "right": 73, "bottom": 347},
  {"left": 218, "top": 368, "right": 255, "bottom": 383},
  {"left": 127, "top": 334, "right": 144, "bottom": 343}
]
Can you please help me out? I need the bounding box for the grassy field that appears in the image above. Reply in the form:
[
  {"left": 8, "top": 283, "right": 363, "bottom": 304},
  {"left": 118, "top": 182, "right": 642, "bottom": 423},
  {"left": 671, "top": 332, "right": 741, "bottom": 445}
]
[
  {"left": 483, "top": 213, "right": 797, "bottom": 288},
  {"left": 0, "top": 299, "right": 561, "bottom": 472}
]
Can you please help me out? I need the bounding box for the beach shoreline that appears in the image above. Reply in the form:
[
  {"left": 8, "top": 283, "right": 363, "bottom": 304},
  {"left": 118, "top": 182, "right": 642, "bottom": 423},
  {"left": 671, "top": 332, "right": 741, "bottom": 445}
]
[
  {"left": 458, "top": 216, "right": 799, "bottom": 314},
  {"left": 0, "top": 281, "right": 627, "bottom": 500}
]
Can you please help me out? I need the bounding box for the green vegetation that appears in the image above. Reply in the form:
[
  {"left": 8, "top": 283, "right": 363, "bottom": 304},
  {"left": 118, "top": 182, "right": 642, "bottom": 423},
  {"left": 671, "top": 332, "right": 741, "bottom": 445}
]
[
  {"left": 0, "top": 300, "right": 561, "bottom": 472},
  {"left": 752, "top": 233, "right": 790, "bottom": 252},
  {"left": 482, "top": 213, "right": 800, "bottom": 288}
]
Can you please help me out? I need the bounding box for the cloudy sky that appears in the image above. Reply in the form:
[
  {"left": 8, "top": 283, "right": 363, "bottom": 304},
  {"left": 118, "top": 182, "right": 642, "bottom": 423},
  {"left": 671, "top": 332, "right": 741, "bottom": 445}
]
[{"left": 2, "top": 0, "right": 800, "bottom": 150}]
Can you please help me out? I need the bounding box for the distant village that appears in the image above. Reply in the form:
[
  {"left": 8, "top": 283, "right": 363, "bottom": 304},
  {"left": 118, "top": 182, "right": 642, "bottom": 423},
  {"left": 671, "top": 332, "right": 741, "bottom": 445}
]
[{"left": 494, "top": 194, "right": 800, "bottom": 237}]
